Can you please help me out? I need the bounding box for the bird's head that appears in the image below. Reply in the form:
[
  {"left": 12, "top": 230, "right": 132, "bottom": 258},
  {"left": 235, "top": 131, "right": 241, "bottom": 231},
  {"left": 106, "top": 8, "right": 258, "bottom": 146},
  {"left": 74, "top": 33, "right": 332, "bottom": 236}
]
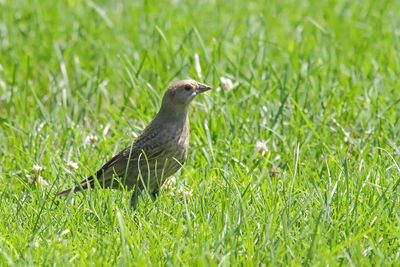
[{"left": 161, "top": 79, "right": 212, "bottom": 110}]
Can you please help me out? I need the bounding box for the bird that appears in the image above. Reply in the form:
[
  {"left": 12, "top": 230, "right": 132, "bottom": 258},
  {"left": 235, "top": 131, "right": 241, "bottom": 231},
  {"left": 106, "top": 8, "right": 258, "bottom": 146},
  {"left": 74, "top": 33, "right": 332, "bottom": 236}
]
[{"left": 58, "top": 79, "right": 211, "bottom": 208}]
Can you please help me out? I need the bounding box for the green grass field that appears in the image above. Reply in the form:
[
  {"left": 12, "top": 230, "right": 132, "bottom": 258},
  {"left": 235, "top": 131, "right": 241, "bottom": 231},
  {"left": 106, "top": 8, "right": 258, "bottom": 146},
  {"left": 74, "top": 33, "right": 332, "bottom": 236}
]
[{"left": 1, "top": 0, "right": 399, "bottom": 265}]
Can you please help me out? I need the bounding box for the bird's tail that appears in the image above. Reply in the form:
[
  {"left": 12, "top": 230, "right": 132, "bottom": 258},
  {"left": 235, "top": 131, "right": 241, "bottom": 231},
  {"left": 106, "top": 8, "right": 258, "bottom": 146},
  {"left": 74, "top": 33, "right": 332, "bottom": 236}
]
[{"left": 58, "top": 176, "right": 96, "bottom": 197}]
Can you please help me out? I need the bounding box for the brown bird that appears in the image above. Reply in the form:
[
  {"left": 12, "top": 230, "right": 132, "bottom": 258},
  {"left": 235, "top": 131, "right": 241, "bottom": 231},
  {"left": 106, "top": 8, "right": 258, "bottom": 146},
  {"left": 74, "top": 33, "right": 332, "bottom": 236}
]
[{"left": 58, "top": 79, "right": 211, "bottom": 208}]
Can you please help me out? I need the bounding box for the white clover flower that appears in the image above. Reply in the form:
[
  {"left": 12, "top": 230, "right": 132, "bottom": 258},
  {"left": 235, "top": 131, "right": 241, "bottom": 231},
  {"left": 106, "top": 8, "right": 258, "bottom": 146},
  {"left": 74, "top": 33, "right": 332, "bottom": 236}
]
[
  {"left": 161, "top": 177, "right": 177, "bottom": 192},
  {"left": 220, "top": 77, "right": 234, "bottom": 91},
  {"left": 85, "top": 135, "right": 99, "bottom": 144},
  {"left": 27, "top": 174, "right": 49, "bottom": 186},
  {"left": 254, "top": 141, "right": 269, "bottom": 156},
  {"left": 33, "top": 164, "right": 43, "bottom": 174},
  {"left": 27, "top": 164, "right": 49, "bottom": 186},
  {"left": 66, "top": 161, "right": 79, "bottom": 170}
]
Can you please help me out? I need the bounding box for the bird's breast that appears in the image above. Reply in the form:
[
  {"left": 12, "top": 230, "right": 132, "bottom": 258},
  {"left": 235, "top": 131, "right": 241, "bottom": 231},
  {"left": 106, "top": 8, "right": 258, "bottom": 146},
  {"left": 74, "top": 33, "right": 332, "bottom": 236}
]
[{"left": 167, "top": 120, "right": 188, "bottom": 155}]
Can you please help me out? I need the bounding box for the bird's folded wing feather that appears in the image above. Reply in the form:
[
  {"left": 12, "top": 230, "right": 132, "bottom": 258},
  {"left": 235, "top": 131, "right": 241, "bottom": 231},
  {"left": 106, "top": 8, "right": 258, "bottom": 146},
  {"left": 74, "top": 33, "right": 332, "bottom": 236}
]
[
  {"left": 58, "top": 122, "right": 166, "bottom": 196},
  {"left": 92, "top": 124, "right": 165, "bottom": 182}
]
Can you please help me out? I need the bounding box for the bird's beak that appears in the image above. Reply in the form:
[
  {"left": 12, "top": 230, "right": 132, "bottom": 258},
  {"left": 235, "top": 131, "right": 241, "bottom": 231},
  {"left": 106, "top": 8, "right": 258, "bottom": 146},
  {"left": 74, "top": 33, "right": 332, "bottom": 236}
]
[{"left": 196, "top": 83, "right": 212, "bottom": 94}]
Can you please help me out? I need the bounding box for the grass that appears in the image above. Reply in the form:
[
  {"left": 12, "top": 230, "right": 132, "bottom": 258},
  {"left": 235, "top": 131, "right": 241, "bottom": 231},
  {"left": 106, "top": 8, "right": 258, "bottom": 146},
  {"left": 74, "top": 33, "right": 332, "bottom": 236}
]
[{"left": 1, "top": 0, "right": 399, "bottom": 265}]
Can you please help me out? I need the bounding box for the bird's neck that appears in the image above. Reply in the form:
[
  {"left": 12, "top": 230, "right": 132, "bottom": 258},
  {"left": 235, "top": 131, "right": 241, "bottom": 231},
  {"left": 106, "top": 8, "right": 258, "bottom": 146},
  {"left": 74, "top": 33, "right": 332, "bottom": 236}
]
[{"left": 155, "top": 105, "right": 188, "bottom": 126}]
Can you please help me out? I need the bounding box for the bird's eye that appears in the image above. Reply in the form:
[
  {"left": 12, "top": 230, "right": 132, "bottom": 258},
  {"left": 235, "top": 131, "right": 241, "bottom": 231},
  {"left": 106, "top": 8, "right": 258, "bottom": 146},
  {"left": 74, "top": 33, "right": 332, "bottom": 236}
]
[{"left": 184, "top": 85, "right": 192, "bottom": 91}]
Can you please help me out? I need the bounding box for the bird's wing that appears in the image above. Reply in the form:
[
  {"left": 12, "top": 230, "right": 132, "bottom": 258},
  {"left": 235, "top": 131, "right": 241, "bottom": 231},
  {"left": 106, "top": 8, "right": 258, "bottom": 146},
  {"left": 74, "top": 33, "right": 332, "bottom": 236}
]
[
  {"left": 94, "top": 122, "right": 167, "bottom": 178},
  {"left": 58, "top": 124, "right": 165, "bottom": 196}
]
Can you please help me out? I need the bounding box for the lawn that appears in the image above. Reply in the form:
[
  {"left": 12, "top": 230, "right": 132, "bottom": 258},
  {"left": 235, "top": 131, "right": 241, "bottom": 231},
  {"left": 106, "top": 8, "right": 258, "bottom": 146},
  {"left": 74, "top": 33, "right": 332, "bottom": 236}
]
[{"left": 0, "top": 0, "right": 399, "bottom": 265}]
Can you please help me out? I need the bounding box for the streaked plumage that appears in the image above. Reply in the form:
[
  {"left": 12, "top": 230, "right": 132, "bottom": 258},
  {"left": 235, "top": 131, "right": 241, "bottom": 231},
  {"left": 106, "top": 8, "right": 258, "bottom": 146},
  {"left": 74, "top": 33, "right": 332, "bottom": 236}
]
[{"left": 58, "top": 79, "right": 211, "bottom": 208}]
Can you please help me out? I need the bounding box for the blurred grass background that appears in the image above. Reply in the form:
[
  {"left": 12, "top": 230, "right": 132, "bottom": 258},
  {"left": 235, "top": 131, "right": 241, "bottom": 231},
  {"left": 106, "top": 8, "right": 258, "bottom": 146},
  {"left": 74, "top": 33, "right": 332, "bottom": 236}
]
[{"left": 0, "top": 0, "right": 399, "bottom": 265}]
